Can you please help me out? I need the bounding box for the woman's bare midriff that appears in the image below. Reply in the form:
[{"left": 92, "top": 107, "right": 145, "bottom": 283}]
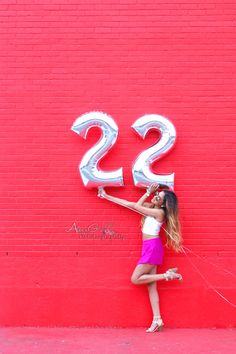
[{"left": 142, "top": 233, "right": 160, "bottom": 241}]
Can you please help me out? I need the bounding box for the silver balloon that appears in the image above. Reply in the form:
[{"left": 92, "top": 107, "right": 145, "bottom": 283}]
[
  {"left": 131, "top": 114, "right": 176, "bottom": 189},
  {"left": 71, "top": 111, "right": 124, "bottom": 189}
]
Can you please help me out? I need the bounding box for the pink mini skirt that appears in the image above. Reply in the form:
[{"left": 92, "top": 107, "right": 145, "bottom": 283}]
[{"left": 137, "top": 237, "right": 164, "bottom": 265}]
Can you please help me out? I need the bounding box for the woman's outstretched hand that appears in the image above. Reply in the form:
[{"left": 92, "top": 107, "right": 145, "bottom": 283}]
[{"left": 97, "top": 187, "right": 107, "bottom": 199}]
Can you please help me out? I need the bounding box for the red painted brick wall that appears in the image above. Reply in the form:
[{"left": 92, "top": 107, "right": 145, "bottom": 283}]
[{"left": 0, "top": 0, "right": 235, "bottom": 327}]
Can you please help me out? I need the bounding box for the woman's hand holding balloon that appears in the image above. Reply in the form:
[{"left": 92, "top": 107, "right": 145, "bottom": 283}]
[
  {"left": 97, "top": 187, "right": 107, "bottom": 199},
  {"left": 146, "top": 183, "right": 159, "bottom": 196}
]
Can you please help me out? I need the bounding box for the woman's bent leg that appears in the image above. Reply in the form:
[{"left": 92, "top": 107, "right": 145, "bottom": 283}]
[
  {"left": 131, "top": 264, "right": 165, "bottom": 284},
  {"left": 131, "top": 264, "right": 181, "bottom": 284}
]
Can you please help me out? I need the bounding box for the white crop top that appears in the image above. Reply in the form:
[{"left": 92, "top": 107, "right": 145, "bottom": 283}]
[{"left": 142, "top": 216, "right": 163, "bottom": 236}]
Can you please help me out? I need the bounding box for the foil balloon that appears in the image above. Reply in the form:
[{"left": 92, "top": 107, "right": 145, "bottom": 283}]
[
  {"left": 131, "top": 114, "right": 176, "bottom": 189},
  {"left": 71, "top": 111, "right": 124, "bottom": 189}
]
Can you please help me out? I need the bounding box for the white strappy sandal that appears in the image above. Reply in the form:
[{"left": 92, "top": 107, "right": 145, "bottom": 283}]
[
  {"left": 146, "top": 315, "right": 164, "bottom": 333},
  {"left": 164, "top": 268, "right": 183, "bottom": 281}
]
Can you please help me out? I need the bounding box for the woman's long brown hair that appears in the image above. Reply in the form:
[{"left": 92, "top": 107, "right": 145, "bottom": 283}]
[
  {"left": 162, "top": 190, "right": 182, "bottom": 252},
  {"left": 141, "top": 190, "right": 182, "bottom": 252}
]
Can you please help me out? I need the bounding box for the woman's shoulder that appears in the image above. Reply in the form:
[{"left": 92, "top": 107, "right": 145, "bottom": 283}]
[
  {"left": 153, "top": 208, "right": 165, "bottom": 223},
  {"left": 141, "top": 204, "right": 165, "bottom": 220}
]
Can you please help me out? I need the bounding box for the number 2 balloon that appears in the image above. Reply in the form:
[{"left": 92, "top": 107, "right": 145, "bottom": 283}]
[
  {"left": 71, "top": 111, "right": 124, "bottom": 189},
  {"left": 131, "top": 114, "right": 176, "bottom": 189}
]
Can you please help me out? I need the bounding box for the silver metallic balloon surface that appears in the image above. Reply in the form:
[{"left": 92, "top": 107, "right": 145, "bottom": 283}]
[
  {"left": 131, "top": 114, "right": 176, "bottom": 189},
  {"left": 71, "top": 111, "right": 124, "bottom": 188}
]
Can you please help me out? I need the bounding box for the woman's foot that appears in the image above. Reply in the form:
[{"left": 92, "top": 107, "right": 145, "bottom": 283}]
[
  {"left": 164, "top": 269, "right": 183, "bottom": 281},
  {"left": 146, "top": 316, "right": 164, "bottom": 333}
]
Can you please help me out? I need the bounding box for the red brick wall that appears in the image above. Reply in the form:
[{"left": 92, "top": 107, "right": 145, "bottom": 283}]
[{"left": 0, "top": 0, "right": 235, "bottom": 327}]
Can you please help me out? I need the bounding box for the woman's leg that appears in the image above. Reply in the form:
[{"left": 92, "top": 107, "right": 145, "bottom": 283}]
[
  {"left": 131, "top": 264, "right": 181, "bottom": 285},
  {"left": 146, "top": 267, "right": 164, "bottom": 332},
  {"left": 131, "top": 265, "right": 164, "bottom": 332},
  {"left": 147, "top": 266, "right": 161, "bottom": 317}
]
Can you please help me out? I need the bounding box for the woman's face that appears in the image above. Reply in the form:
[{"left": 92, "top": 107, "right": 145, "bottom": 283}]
[{"left": 151, "top": 191, "right": 165, "bottom": 207}]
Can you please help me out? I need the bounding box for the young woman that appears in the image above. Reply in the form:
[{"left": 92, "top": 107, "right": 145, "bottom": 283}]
[{"left": 98, "top": 183, "right": 183, "bottom": 333}]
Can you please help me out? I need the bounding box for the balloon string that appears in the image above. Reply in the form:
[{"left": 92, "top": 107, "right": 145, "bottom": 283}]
[
  {"left": 161, "top": 224, "right": 236, "bottom": 280},
  {"left": 159, "top": 224, "right": 236, "bottom": 308},
  {"left": 182, "top": 245, "right": 236, "bottom": 280},
  {"left": 182, "top": 247, "right": 236, "bottom": 308}
]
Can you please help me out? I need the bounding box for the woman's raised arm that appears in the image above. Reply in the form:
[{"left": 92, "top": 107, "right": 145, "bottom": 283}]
[
  {"left": 98, "top": 187, "right": 152, "bottom": 215},
  {"left": 97, "top": 187, "right": 135, "bottom": 209},
  {"left": 97, "top": 184, "right": 164, "bottom": 219}
]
